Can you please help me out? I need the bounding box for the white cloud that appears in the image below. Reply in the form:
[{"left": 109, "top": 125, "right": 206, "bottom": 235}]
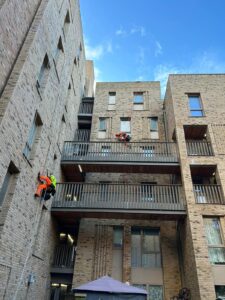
[
  {"left": 84, "top": 38, "right": 113, "bottom": 60},
  {"left": 155, "top": 41, "right": 163, "bottom": 57},
  {"left": 130, "top": 26, "right": 146, "bottom": 37},
  {"left": 94, "top": 66, "right": 102, "bottom": 82},
  {"left": 135, "top": 75, "right": 145, "bottom": 81},
  {"left": 106, "top": 41, "right": 113, "bottom": 53},
  {"left": 115, "top": 25, "right": 146, "bottom": 37},
  {"left": 115, "top": 28, "right": 127, "bottom": 36},
  {"left": 153, "top": 51, "right": 225, "bottom": 97},
  {"left": 85, "top": 40, "right": 103, "bottom": 60}
]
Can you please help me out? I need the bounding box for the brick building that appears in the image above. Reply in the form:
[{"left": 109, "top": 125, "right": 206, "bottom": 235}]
[{"left": 1, "top": 1, "right": 225, "bottom": 300}]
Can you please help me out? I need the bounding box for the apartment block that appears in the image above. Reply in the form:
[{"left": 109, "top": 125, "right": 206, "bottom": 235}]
[{"left": 54, "top": 76, "right": 225, "bottom": 300}]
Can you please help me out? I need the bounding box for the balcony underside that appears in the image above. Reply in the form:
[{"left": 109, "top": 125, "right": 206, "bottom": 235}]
[
  {"left": 52, "top": 208, "right": 186, "bottom": 225},
  {"left": 61, "top": 162, "right": 180, "bottom": 181}
]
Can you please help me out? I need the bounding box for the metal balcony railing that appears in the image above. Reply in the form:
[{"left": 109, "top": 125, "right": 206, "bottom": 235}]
[
  {"left": 52, "top": 183, "right": 186, "bottom": 211},
  {"left": 52, "top": 245, "right": 75, "bottom": 268},
  {"left": 74, "top": 129, "right": 91, "bottom": 141},
  {"left": 78, "top": 102, "right": 93, "bottom": 115},
  {"left": 61, "top": 141, "right": 179, "bottom": 163},
  {"left": 186, "top": 140, "right": 214, "bottom": 156},
  {"left": 193, "top": 184, "right": 225, "bottom": 204}
]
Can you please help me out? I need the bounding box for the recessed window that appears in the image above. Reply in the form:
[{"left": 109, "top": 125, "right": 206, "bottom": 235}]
[
  {"left": 113, "top": 227, "right": 123, "bottom": 248},
  {"left": 23, "top": 112, "right": 43, "bottom": 160},
  {"left": 99, "top": 118, "right": 106, "bottom": 131},
  {"left": 0, "top": 162, "right": 19, "bottom": 207},
  {"left": 131, "top": 228, "right": 161, "bottom": 268},
  {"left": 133, "top": 92, "right": 144, "bottom": 104},
  {"left": 36, "top": 54, "right": 50, "bottom": 89},
  {"left": 204, "top": 218, "right": 225, "bottom": 264},
  {"left": 150, "top": 117, "right": 158, "bottom": 132},
  {"left": 188, "top": 95, "right": 204, "bottom": 117},
  {"left": 54, "top": 36, "right": 64, "bottom": 61},
  {"left": 109, "top": 92, "right": 116, "bottom": 105},
  {"left": 120, "top": 118, "right": 131, "bottom": 133},
  {"left": 63, "top": 10, "right": 70, "bottom": 38}
]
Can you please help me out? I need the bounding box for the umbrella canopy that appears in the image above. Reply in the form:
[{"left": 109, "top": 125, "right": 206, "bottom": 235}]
[{"left": 73, "top": 276, "right": 147, "bottom": 295}]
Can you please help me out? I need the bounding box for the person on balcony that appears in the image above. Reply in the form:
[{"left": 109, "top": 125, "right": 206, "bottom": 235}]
[
  {"left": 115, "top": 132, "right": 131, "bottom": 142},
  {"left": 35, "top": 173, "right": 56, "bottom": 200}
]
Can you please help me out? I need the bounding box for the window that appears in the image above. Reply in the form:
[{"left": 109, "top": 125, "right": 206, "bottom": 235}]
[
  {"left": 99, "top": 118, "right": 106, "bottom": 131},
  {"left": 133, "top": 92, "right": 144, "bottom": 104},
  {"left": 120, "top": 118, "right": 131, "bottom": 133},
  {"left": 204, "top": 218, "right": 225, "bottom": 264},
  {"left": 63, "top": 10, "right": 70, "bottom": 38},
  {"left": 188, "top": 95, "right": 204, "bottom": 117},
  {"left": 0, "top": 162, "right": 19, "bottom": 207},
  {"left": 109, "top": 92, "right": 116, "bottom": 105},
  {"left": 131, "top": 228, "right": 161, "bottom": 268},
  {"left": 133, "top": 284, "right": 163, "bottom": 300},
  {"left": 23, "top": 112, "right": 42, "bottom": 159},
  {"left": 150, "top": 117, "right": 158, "bottom": 132},
  {"left": 36, "top": 54, "right": 50, "bottom": 89},
  {"left": 215, "top": 286, "right": 225, "bottom": 299},
  {"left": 54, "top": 36, "right": 64, "bottom": 62},
  {"left": 113, "top": 227, "right": 123, "bottom": 248}
]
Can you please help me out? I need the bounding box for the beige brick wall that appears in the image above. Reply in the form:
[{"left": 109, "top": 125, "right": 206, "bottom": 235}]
[
  {"left": 0, "top": 0, "right": 87, "bottom": 298},
  {"left": 166, "top": 74, "right": 225, "bottom": 300},
  {"left": 91, "top": 82, "right": 164, "bottom": 141},
  {"left": 73, "top": 218, "right": 182, "bottom": 300}
]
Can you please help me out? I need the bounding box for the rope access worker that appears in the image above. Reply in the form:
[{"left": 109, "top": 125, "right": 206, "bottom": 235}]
[
  {"left": 115, "top": 132, "right": 131, "bottom": 142},
  {"left": 35, "top": 173, "right": 57, "bottom": 200}
]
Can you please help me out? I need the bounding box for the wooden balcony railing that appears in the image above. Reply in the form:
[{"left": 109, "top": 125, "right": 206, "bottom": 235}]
[
  {"left": 78, "top": 102, "right": 93, "bottom": 115},
  {"left": 74, "top": 129, "right": 91, "bottom": 141},
  {"left": 61, "top": 141, "right": 179, "bottom": 163},
  {"left": 52, "top": 245, "right": 75, "bottom": 269},
  {"left": 52, "top": 183, "right": 186, "bottom": 211},
  {"left": 186, "top": 140, "right": 214, "bottom": 156},
  {"left": 193, "top": 184, "right": 225, "bottom": 204}
]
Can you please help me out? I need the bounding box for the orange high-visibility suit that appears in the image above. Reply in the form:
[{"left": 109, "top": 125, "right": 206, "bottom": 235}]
[{"left": 35, "top": 175, "right": 52, "bottom": 197}]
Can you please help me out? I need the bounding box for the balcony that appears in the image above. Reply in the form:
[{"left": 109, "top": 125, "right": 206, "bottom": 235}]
[
  {"left": 61, "top": 141, "right": 180, "bottom": 179},
  {"left": 51, "top": 183, "right": 186, "bottom": 221},
  {"left": 74, "top": 129, "right": 91, "bottom": 141},
  {"left": 78, "top": 98, "right": 94, "bottom": 126},
  {"left": 51, "top": 245, "right": 75, "bottom": 274},
  {"left": 194, "top": 184, "right": 225, "bottom": 204},
  {"left": 186, "top": 140, "right": 214, "bottom": 156}
]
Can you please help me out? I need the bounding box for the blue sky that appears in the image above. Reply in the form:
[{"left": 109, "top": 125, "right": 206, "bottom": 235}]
[{"left": 80, "top": 0, "right": 225, "bottom": 95}]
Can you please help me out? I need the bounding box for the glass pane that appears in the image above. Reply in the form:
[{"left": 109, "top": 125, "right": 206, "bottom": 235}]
[
  {"left": 0, "top": 171, "right": 11, "bottom": 206},
  {"left": 209, "top": 247, "right": 225, "bottom": 264},
  {"left": 113, "top": 227, "right": 123, "bottom": 248},
  {"left": 99, "top": 118, "right": 106, "bottom": 131},
  {"left": 215, "top": 285, "right": 225, "bottom": 298},
  {"left": 204, "top": 218, "right": 223, "bottom": 245},
  {"left": 109, "top": 95, "right": 116, "bottom": 104},
  {"left": 190, "top": 110, "right": 203, "bottom": 117},
  {"left": 189, "top": 96, "right": 201, "bottom": 109},
  {"left": 134, "top": 95, "right": 143, "bottom": 104},
  {"left": 120, "top": 121, "right": 130, "bottom": 132},
  {"left": 148, "top": 286, "right": 163, "bottom": 300},
  {"left": 150, "top": 118, "right": 158, "bottom": 131},
  {"left": 131, "top": 233, "right": 141, "bottom": 267}
]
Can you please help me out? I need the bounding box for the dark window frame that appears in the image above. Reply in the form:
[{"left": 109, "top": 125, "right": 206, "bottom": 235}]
[{"left": 188, "top": 94, "right": 204, "bottom": 117}]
